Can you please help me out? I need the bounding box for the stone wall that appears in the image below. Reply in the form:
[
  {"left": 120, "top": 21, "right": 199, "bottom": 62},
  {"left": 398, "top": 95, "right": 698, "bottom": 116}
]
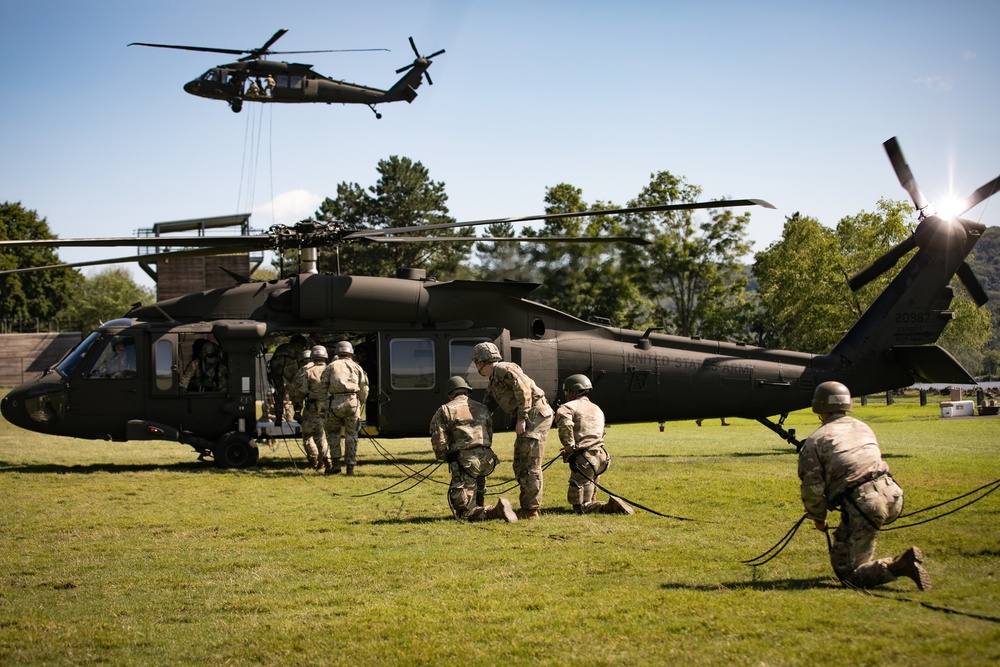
[{"left": 0, "top": 333, "right": 82, "bottom": 386}]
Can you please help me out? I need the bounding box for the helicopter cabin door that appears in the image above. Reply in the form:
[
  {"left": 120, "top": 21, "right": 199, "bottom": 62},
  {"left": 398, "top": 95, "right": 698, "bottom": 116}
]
[{"left": 374, "top": 329, "right": 505, "bottom": 437}]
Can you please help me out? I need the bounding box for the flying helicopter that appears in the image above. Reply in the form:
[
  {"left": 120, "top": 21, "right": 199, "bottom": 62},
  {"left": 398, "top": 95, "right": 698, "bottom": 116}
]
[
  {"left": 129, "top": 29, "right": 444, "bottom": 117},
  {"left": 1, "top": 138, "right": 996, "bottom": 469}
]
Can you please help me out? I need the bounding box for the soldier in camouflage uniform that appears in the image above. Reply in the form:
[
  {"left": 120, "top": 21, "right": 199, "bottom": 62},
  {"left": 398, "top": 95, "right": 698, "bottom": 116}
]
[
  {"left": 290, "top": 345, "right": 332, "bottom": 473},
  {"left": 799, "top": 381, "right": 930, "bottom": 590},
  {"left": 472, "top": 341, "right": 553, "bottom": 519},
  {"left": 556, "top": 374, "right": 633, "bottom": 515},
  {"left": 267, "top": 334, "right": 307, "bottom": 425},
  {"left": 181, "top": 339, "right": 227, "bottom": 392},
  {"left": 429, "top": 376, "right": 517, "bottom": 522},
  {"left": 321, "top": 341, "right": 369, "bottom": 476}
]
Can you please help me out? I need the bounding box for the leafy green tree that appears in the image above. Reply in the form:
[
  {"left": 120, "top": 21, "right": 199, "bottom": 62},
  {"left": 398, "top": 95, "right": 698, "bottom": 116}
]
[
  {"left": 626, "top": 172, "right": 753, "bottom": 338},
  {"left": 752, "top": 213, "right": 847, "bottom": 352},
  {"left": 521, "top": 184, "right": 654, "bottom": 327},
  {"left": 0, "top": 202, "right": 82, "bottom": 327},
  {"left": 475, "top": 221, "right": 534, "bottom": 283},
  {"left": 313, "top": 156, "right": 472, "bottom": 278},
  {"left": 58, "top": 268, "right": 156, "bottom": 333}
]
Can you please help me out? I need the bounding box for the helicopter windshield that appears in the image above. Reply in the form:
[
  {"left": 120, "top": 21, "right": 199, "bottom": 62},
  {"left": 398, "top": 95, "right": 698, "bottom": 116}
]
[
  {"left": 200, "top": 69, "right": 219, "bottom": 82},
  {"left": 54, "top": 331, "right": 101, "bottom": 379}
]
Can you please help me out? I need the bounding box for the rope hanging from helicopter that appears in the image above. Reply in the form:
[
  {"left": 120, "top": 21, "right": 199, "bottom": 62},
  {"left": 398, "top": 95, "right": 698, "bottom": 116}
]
[{"left": 234, "top": 100, "right": 274, "bottom": 242}]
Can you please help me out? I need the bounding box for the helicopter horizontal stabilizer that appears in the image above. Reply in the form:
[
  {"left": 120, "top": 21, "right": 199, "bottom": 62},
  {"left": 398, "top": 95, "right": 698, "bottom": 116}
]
[{"left": 887, "top": 345, "right": 976, "bottom": 385}]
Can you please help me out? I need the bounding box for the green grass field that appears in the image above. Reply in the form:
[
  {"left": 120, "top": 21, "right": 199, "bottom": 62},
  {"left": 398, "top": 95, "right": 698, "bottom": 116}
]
[{"left": 1, "top": 389, "right": 998, "bottom": 666}]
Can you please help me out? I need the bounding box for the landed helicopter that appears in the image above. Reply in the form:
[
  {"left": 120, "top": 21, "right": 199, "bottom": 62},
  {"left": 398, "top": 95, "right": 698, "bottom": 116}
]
[
  {"left": 1, "top": 139, "right": 996, "bottom": 468},
  {"left": 129, "top": 29, "right": 444, "bottom": 117}
]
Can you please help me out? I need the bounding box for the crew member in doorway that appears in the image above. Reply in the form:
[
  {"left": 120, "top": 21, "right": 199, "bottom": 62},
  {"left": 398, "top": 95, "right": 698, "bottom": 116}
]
[
  {"left": 181, "top": 339, "right": 227, "bottom": 392},
  {"left": 268, "top": 334, "right": 308, "bottom": 425}
]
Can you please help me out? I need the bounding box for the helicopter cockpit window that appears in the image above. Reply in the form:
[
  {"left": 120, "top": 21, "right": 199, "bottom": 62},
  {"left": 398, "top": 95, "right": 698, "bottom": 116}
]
[
  {"left": 389, "top": 338, "right": 435, "bottom": 390},
  {"left": 449, "top": 339, "right": 490, "bottom": 390},
  {"left": 55, "top": 331, "right": 101, "bottom": 379},
  {"left": 180, "top": 337, "right": 228, "bottom": 393},
  {"left": 84, "top": 335, "right": 137, "bottom": 380},
  {"left": 201, "top": 69, "right": 219, "bottom": 82}
]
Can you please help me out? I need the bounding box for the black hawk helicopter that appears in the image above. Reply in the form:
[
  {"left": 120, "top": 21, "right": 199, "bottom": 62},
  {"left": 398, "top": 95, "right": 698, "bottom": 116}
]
[
  {"left": 129, "top": 29, "right": 444, "bottom": 117},
  {"left": 1, "top": 138, "right": 996, "bottom": 468}
]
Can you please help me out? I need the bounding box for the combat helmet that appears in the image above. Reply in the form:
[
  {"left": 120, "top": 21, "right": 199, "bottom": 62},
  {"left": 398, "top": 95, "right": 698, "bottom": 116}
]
[
  {"left": 336, "top": 341, "right": 354, "bottom": 356},
  {"left": 563, "top": 374, "right": 593, "bottom": 393},
  {"left": 471, "top": 342, "right": 502, "bottom": 363},
  {"left": 812, "top": 381, "right": 853, "bottom": 414},
  {"left": 446, "top": 376, "right": 472, "bottom": 395},
  {"left": 310, "top": 345, "right": 328, "bottom": 360}
]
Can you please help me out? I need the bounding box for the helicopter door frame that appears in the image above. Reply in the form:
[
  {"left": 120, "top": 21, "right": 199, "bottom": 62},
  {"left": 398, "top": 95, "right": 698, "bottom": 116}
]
[
  {"left": 66, "top": 329, "right": 145, "bottom": 440},
  {"left": 374, "top": 328, "right": 507, "bottom": 437}
]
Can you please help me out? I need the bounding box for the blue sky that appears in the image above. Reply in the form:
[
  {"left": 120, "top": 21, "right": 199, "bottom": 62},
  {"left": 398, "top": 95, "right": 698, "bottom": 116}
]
[{"left": 2, "top": 1, "right": 998, "bottom": 288}]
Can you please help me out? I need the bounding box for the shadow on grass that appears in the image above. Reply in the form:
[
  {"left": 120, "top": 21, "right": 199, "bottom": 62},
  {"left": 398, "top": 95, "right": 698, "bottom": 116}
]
[
  {"left": 0, "top": 460, "right": 209, "bottom": 474},
  {"left": 660, "top": 576, "right": 837, "bottom": 591},
  {"left": 369, "top": 515, "right": 457, "bottom": 526}
]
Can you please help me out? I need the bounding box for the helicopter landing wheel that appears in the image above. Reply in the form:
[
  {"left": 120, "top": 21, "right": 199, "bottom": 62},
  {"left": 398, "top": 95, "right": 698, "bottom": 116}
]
[
  {"left": 214, "top": 432, "right": 259, "bottom": 469},
  {"left": 229, "top": 98, "right": 243, "bottom": 113},
  {"left": 367, "top": 104, "right": 382, "bottom": 119}
]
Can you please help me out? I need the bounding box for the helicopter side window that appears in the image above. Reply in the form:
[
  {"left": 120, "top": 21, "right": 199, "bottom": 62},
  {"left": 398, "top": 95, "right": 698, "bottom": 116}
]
[
  {"left": 389, "top": 338, "right": 435, "bottom": 390},
  {"left": 84, "top": 335, "right": 137, "bottom": 380},
  {"left": 154, "top": 339, "right": 175, "bottom": 392},
  {"left": 449, "top": 339, "right": 490, "bottom": 390}
]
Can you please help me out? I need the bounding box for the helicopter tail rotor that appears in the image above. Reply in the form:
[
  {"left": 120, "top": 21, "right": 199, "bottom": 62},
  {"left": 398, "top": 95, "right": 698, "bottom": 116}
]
[
  {"left": 395, "top": 37, "right": 445, "bottom": 84},
  {"left": 848, "top": 137, "right": 996, "bottom": 305}
]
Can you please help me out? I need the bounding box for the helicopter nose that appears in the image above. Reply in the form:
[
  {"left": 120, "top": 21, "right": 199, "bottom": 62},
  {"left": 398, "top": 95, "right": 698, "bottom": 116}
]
[
  {"left": 1, "top": 378, "right": 68, "bottom": 432},
  {"left": 1, "top": 386, "right": 30, "bottom": 430}
]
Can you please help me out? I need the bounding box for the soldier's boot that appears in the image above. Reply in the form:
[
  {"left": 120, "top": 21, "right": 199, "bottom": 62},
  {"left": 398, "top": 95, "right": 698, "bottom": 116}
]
[
  {"left": 888, "top": 546, "right": 932, "bottom": 591},
  {"left": 515, "top": 508, "right": 540, "bottom": 520},
  {"left": 324, "top": 458, "right": 341, "bottom": 475},
  {"left": 307, "top": 454, "right": 319, "bottom": 471},
  {"left": 485, "top": 498, "right": 518, "bottom": 523},
  {"left": 572, "top": 504, "right": 584, "bottom": 515},
  {"left": 346, "top": 465, "right": 355, "bottom": 477},
  {"left": 599, "top": 496, "right": 635, "bottom": 515}
]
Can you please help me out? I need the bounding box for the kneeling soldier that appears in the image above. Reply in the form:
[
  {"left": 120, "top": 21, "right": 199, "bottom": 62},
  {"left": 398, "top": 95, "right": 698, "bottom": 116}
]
[
  {"left": 556, "top": 374, "right": 633, "bottom": 515},
  {"left": 429, "top": 376, "right": 517, "bottom": 522}
]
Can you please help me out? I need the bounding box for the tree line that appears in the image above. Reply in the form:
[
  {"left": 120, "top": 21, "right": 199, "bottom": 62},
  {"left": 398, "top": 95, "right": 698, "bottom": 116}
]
[{"left": 2, "top": 155, "right": 997, "bottom": 375}]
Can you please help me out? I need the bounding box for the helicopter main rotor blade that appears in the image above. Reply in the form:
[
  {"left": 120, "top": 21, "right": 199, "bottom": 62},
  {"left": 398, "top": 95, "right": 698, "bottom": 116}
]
[
  {"left": 0, "top": 245, "right": 247, "bottom": 276},
  {"left": 128, "top": 42, "right": 248, "bottom": 56},
  {"left": 884, "top": 137, "right": 930, "bottom": 212},
  {"left": 370, "top": 236, "right": 651, "bottom": 245},
  {"left": 258, "top": 28, "right": 289, "bottom": 54},
  {"left": 350, "top": 199, "right": 775, "bottom": 239},
  {"left": 269, "top": 48, "right": 391, "bottom": 54},
  {"left": 0, "top": 235, "right": 272, "bottom": 249}
]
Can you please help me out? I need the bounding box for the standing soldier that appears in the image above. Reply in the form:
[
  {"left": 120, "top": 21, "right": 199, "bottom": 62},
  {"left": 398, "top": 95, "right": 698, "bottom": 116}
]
[
  {"left": 322, "top": 341, "right": 369, "bottom": 476},
  {"left": 556, "top": 374, "right": 633, "bottom": 515},
  {"left": 472, "top": 341, "right": 553, "bottom": 519},
  {"left": 290, "top": 345, "right": 332, "bottom": 473},
  {"left": 799, "top": 381, "right": 931, "bottom": 590},
  {"left": 268, "top": 334, "right": 307, "bottom": 425},
  {"left": 429, "top": 376, "right": 517, "bottom": 522}
]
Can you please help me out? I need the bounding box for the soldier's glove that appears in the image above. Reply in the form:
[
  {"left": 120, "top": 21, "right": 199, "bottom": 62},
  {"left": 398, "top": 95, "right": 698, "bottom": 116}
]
[
  {"left": 292, "top": 412, "right": 302, "bottom": 423},
  {"left": 560, "top": 445, "right": 575, "bottom": 463},
  {"left": 446, "top": 451, "right": 459, "bottom": 463}
]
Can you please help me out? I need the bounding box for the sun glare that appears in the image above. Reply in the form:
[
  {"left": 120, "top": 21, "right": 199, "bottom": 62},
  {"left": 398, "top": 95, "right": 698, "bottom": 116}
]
[{"left": 935, "top": 195, "right": 965, "bottom": 220}]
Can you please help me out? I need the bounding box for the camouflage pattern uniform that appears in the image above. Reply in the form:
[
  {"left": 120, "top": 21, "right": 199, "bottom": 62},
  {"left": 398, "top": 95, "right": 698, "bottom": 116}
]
[
  {"left": 321, "top": 355, "right": 369, "bottom": 472},
  {"left": 268, "top": 337, "right": 306, "bottom": 423},
  {"left": 798, "top": 414, "right": 905, "bottom": 588},
  {"left": 555, "top": 395, "right": 615, "bottom": 513},
  {"left": 429, "top": 393, "right": 499, "bottom": 520},
  {"left": 290, "top": 356, "right": 329, "bottom": 470},
  {"left": 486, "top": 362, "right": 553, "bottom": 512},
  {"left": 181, "top": 341, "right": 227, "bottom": 392}
]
